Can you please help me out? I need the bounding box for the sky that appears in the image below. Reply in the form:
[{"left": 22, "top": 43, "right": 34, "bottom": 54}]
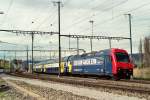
[{"left": 0, "top": 0, "right": 150, "bottom": 60}]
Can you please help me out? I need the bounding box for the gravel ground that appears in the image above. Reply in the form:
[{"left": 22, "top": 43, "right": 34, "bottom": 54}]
[
  {"left": 11, "top": 80, "right": 94, "bottom": 100},
  {"left": 0, "top": 77, "right": 36, "bottom": 100},
  {"left": 0, "top": 88, "right": 37, "bottom": 100},
  {"left": 1, "top": 74, "right": 147, "bottom": 100}
]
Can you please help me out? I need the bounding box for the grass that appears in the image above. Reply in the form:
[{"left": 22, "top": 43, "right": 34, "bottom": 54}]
[
  {"left": 0, "top": 92, "right": 9, "bottom": 100},
  {"left": 133, "top": 67, "right": 150, "bottom": 80},
  {"left": 0, "top": 92, "right": 4, "bottom": 96},
  {"left": 0, "top": 78, "right": 10, "bottom": 99}
]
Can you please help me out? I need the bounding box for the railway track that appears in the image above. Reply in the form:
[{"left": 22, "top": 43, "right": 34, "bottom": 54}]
[
  {"left": 9, "top": 72, "right": 150, "bottom": 96},
  {"left": 121, "top": 79, "right": 150, "bottom": 84},
  {"left": 20, "top": 72, "right": 150, "bottom": 85}
]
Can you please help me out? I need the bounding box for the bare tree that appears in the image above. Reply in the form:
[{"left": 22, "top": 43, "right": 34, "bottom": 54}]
[
  {"left": 143, "top": 36, "right": 150, "bottom": 67},
  {"left": 139, "top": 39, "right": 143, "bottom": 67}
]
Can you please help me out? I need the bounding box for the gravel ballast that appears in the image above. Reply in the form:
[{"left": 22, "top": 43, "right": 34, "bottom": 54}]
[
  {"left": 1, "top": 74, "right": 147, "bottom": 100},
  {"left": 0, "top": 77, "right": 36, "bottom": 100},
  {"left": 10, "top": 80, "right": 94, "bottom": 100}
]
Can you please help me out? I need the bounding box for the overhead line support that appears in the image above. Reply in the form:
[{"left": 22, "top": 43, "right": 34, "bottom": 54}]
[{"left": 53, "top": 1, "right": 62, "bottom": 77}]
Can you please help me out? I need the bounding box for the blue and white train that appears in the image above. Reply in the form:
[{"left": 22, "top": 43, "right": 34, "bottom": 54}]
[{"left": 33, "top": 48, "right": 134, "bottom": 80}]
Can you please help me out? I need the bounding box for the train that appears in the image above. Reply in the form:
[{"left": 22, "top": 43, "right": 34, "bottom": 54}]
[{"left": 33, "top": 48, "right": 134, "bottom": 80}]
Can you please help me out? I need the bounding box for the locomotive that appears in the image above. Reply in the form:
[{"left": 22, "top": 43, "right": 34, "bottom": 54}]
[{"left": 33, "top": 48, "right": 134, "bottom": 80}]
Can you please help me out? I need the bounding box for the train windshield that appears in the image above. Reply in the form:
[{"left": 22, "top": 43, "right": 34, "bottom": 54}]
[{"left": 115, "top": 52, "right": 129, "bottom": 63}]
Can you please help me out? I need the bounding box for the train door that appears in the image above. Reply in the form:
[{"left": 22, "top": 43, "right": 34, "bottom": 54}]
[
  {"left": 66, "top": 56, "right": 73, "bottom": 74},
  {"left": 104, "top": 55, "right": 112, "bottom": 75},
  {"left": 96, "top": 56, "right": 105, "bottom": 75}
]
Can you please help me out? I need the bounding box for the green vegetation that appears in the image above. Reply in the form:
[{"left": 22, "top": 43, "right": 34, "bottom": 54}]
[
  {"left": 0, "top": 78, "right": 8, "bottom": 99},
  {"left": 0, "top": 92, "right": 6, "bottom": 98},
  {"left": 0, "top": 59, "right": 10, "bottom": 69},
  {"left": 0, "top": 78, "right": 5, "bottom": 85}
]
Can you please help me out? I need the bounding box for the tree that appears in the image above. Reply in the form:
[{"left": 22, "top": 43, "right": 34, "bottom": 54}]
[
  {"left": 139, "top": 39, "right": 143, "bottom": 67},
  {"left": 143, "top": 36, "right": 150, "bottom": 67}
]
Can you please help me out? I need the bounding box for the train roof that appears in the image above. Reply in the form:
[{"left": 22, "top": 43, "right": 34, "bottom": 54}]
[
  {"left": 34, "top": 48, "right": 128, "bottom": 64},
  {"left": 69, "top": 48, "right": 128, "bottom": 60}
]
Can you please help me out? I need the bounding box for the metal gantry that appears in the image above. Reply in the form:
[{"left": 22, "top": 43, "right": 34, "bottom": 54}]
[
  {"left": 0, "top": 29, "right": 131, "bottom": 73},
  {"left": 0, "top": 29, "right": 58, "bottom": 73},
  {"left": 0, "top": 29, "right": 59, "bottom": 35},
  {"left": 60, "top": 34, "right": 130, "bottom": 40},
  {"left": 60, "top": 34, "right": 131, "bottom": 50},
  {"left": 0, "top": 49, "right": 84, "bottom": 52}
]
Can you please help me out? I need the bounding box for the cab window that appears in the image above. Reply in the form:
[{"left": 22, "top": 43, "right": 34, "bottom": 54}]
[{"left": 115, "top": 52, "right": 129, "bottom": 63}]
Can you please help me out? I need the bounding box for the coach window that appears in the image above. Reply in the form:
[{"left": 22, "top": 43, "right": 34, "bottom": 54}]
[{"left": 95, "top": 56, "right": 104, "bottom": 65}]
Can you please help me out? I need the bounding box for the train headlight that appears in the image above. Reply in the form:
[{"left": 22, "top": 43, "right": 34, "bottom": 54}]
[{"left": 129, "top": 69, "right": 133, "bottom": 71}]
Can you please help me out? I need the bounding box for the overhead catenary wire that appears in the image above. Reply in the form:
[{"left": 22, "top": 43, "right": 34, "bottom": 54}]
[
  {"left": 62, "top": 0, "right": 128, "bottom": 32},
  {"left": 33, "top": 7, "right": 58, "bottom": 45},
  {"left": 78, "top": 1, "right": 150, "bottom": 34},
  {"left": 35, "top": 8, "right": 58, "bottom": 30},
  {"left": 0, "top": 0, "right": 14, "bottom": 26},
  {"left": 62, "top": 0, "right": 150, "bottom": 36}
]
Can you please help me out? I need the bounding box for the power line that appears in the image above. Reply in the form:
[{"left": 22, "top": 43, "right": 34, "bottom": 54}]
[
  {"left": 66, "top": 1, "right": 150, "bottom": 34},
  {"left": 127, "top": 1, "right": 150, "bottom": 13},
  {"left": 0, "top": 0, "right": 14, "bottom": 26},
  {"left": 62, "top": 0, "right": 128, "bottom": 32},
  {"left": 35, "top": 8, "right": 58, "bottom": 30}
]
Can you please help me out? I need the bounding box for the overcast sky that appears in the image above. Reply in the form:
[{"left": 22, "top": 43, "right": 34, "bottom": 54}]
[{"left": 0, "top": 0, "right": 150, "bottom": 59}]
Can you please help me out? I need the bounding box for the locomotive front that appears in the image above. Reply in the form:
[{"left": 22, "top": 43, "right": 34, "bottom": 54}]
[{"left": 111, "top": 49, "right": 133, "bottom": 80}]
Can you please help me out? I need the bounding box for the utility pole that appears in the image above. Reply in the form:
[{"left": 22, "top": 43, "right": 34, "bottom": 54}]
[
  {"left": 89, "top": 20, "right": 94, "bottom": 52},
  {"left": 49, "top": 42, "right": 52, "bottom": 59},
  {"left": 26, "top": 45, "right": 29, "bottom": 72},
  {"left": 0, "top": 11, "right": 4, "bottom": 14},
  {"left": 53, "top": 1, "right": 62, "bottom": 77},
  {"left": 69, "top": 34, "right": 71, "bottom": 50},
  {"left": 9, "top": 57, "right": 11, "bottom": 72},
  {"left": 77, "top": 38, "right": 79, "bottom": 55},
  {"left": 49, "top": 52, "right": 51, "bottom": 59},
  {"left": 125, "top": 14, "right": 132, "bottom": 58},
  {"left": 31, "top": 32, "right": 34, "bottom": 73},
  {"left": 0, "top": 12, "right": 4, "bottom": 60},
  {"left": 15, "top": 51, "right": 16, "bottom": 59},
  {"left": 0, "top": 12, "right": 4, "bottom": 68},
  {"left": 109, "top": 38, "right": 112, "bottom": 49},
  {"left": 3, "top": 54, "right": 5, "bottom": 68},
  {"left": 0, "top": 57, "right": 1, "bottom": 67}
]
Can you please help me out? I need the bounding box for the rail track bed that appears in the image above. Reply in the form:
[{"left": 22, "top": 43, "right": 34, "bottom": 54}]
[
  {"left": 9, "top": 72, "right": 150, "bottom": 99},
  {"left": 121, "top": 79, "right": 150, "bottom": 84}
]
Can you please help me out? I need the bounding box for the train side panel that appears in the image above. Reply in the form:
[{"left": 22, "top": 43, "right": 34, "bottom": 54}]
[
  {"left": 70, "top": 56, "right": 112, "bottom": 76},
  {"left": 34, "top": 64, "right": 43, "bottom": 73},
  {"left": 44, "top": 63, "right": 59, "bottom": 74},
  {"left": 104, "top": 55, "right": 113, "bottom": 76}
]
